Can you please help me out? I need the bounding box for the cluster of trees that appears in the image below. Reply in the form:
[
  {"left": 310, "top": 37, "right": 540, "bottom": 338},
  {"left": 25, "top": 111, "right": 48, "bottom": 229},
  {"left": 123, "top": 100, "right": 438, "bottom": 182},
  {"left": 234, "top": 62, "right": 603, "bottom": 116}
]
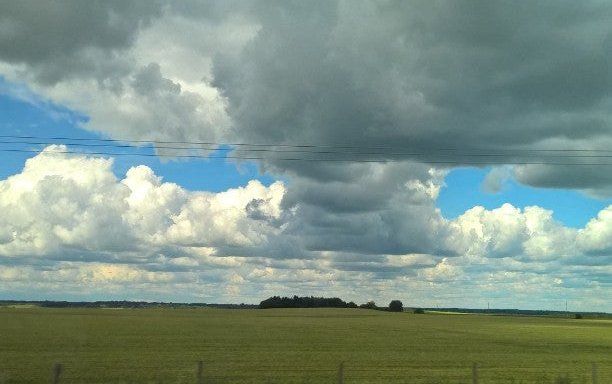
[
  {"left": 358, "top": 300, "right": 403, "bottom": 312},
  {"left": 259, "top": 296, "right": 358, "bottom": 309},
  {"left": 259, "top": 296, "right": 405, "bottom": 312}
]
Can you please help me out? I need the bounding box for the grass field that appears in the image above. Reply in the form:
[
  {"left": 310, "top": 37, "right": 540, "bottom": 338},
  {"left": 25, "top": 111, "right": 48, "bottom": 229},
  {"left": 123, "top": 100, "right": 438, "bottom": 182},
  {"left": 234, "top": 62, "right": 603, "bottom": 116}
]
[{"left": 0, "top": 307, "right": 610, "bottom": 384}]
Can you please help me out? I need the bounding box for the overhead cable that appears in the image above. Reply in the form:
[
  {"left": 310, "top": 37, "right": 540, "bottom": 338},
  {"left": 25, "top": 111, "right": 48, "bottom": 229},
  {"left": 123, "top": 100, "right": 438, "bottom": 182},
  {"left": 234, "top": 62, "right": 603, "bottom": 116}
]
[{"left": 2, "top": 134, "right": 612, "bottom": 165}]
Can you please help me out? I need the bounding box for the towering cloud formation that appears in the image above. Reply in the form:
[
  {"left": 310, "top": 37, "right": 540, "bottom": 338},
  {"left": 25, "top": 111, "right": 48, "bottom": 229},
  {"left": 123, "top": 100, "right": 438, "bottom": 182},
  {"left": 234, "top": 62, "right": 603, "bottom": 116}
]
[{"left": 0, "top": 146, "right": 285, "bottom": 259}]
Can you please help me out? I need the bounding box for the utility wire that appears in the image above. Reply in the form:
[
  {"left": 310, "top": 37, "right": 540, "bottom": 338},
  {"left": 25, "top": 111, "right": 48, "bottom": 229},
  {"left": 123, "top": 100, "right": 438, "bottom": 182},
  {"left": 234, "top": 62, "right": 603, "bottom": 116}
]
[
  {"left": 2, "top": 134, "right": 612, "bottom": 165},
  {"left": 2, "top": 134, "right": 611, "bottom": 153},
  {"left": 4, "top": 139, "right": 612, "bottom": 159},
  {"left": 3, "top": 148, "right": 612, "bottom": 166}
]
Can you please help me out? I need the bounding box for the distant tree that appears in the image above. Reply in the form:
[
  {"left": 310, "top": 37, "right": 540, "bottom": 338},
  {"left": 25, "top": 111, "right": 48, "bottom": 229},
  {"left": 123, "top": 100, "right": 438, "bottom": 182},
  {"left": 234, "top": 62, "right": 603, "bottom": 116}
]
[
  {"left": 388, "top": 300, "right": 403, "bottom": 312},
  {"left": 359, "top": 301, "right": 378, "bottom": 310},
  {"left": 574, "top": 313, "right": 583, "bottom": 319},
  {"left": 413, "top": 308, "right": 425, "bottom": 314},
  {"left": 347, "top": 301, "right": 358, "bottom": 308}
]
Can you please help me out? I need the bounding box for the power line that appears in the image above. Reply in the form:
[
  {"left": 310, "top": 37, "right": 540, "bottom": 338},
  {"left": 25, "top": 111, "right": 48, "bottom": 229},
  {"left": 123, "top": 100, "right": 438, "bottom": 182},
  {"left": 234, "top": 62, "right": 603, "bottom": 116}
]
[
  {"left": 5, "top": 138, "right": 612, "bottom": 158},
  {"left": 2, "top": 134, "right": 612, "bottom": 153},
  {"left": 3, "top": 148, "right": 612, "bottom": 166},
  {"left": 2, "top": 134, "right": 612, "bottom": 165}
]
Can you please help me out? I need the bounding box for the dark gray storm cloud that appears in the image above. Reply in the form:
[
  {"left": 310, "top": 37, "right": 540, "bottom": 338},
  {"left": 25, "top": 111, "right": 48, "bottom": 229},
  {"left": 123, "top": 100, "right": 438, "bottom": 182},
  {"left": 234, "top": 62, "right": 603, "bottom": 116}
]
[
  {"left": 0, "top": 0, "right": 162, "bottom": 83},
  {"left": 212, "top": 0, "right": 612, "bottom": 189}
]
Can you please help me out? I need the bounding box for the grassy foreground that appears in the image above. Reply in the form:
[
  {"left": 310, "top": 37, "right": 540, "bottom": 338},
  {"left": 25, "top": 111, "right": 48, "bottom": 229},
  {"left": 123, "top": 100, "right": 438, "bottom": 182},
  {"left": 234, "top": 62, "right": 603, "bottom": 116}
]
[{"left": 0, "top": 307, "right": 610, "bottom": 384}]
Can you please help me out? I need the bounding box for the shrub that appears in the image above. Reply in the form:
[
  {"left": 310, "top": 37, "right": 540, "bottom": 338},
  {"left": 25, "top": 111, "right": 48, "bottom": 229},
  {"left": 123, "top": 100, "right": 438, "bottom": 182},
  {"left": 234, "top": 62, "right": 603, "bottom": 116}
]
[{"left": 413, "top": 308, "right": 425, "bottom": 314}]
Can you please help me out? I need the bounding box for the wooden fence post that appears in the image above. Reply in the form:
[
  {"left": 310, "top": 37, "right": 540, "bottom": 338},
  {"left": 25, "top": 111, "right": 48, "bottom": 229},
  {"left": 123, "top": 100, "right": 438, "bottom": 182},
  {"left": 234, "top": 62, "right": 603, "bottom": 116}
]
[
  {"left": 592, "top": 363, "right": 597, "bottom": 384},
  {"left": 196, "top": 361, "right": 204, "bottom": 384},
  {"left": 337, "top": 362, "right": 344, "bottom": 384},
  {"left": 52, "top": 364, "right": 62, "bottom": 384},
  {"left": 472, "top": 362, "right": 479, "bottom": 384}
]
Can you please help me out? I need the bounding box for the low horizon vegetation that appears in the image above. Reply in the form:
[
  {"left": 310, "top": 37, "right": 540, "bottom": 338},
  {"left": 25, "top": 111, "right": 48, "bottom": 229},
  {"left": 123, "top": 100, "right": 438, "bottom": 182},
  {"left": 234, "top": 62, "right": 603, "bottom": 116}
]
[
  {"left": 258, "top": 295, "right": 406, "bottom": 312},
  {"left": 1, "top": 298, "right": 609, "bottom": 319}
]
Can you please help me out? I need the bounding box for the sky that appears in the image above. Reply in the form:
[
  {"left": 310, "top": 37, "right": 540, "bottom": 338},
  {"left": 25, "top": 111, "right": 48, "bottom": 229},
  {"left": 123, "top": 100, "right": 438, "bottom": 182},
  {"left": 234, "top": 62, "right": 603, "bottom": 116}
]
[{"left": 0, "top": 1, "right": 611, "bottom": 312}]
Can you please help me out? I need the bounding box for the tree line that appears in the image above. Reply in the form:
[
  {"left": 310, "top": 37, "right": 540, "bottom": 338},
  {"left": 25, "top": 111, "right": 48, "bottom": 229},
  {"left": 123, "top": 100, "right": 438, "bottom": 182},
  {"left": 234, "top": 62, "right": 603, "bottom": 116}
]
[
  {"left": 259, "top": 296, "right": 357, "bottom": 309},
  {"left": 258, "top": 296, "right": 404, "bottom": 312}
]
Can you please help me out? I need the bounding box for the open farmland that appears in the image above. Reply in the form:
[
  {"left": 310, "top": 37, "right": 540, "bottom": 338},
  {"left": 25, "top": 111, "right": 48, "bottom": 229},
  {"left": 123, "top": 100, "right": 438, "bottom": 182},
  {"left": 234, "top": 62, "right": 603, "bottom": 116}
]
[{"left": 0, "top": 307, "right": 610, "bottom": 384}]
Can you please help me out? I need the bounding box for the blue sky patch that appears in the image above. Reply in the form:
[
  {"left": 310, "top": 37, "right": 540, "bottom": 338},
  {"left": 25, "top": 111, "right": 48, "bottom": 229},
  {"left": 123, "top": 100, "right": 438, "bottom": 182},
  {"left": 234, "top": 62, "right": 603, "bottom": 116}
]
[{"left": 437, "top": 167, "right": 611, "bottom": 228}]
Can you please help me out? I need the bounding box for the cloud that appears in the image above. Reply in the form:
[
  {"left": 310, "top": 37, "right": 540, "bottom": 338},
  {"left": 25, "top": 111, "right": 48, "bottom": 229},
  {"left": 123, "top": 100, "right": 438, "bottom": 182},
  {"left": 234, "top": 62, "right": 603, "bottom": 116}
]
[
  {"left": 0, "top": 147, "right": 285, "bottom": 260},
  {"left": 0, "top": 1, "right": 235, "bottom": 148},
  {"left": 278, "top": 162, "right": 453, "bottom": 256},
  {"left": 0, "top": 1, "right": 162, "bottom": 83},
  {"left": 578, "top": 206, "right": 612, "bottom": 254},
  {"left": 513, "top": 163, "right": 612, "bottom": 198},
  {"left": 1, "top": 2, "right": 612, "bottom": 309},
  {"left": 447, "top": 203, "right": 578, "bottom": 261},
  {"left": 421, "top": 258, "right": 463, "bottom": 283},
  {"left": 212, "top": 1, "right": 612, "bottom": 190},
  {"left": 482, "top": 167, "right": 511, "bottom": 193},
  {"left": 0, "top": 145, "right": 133, "bottom": 256},
  {"left": 164, "top": 178, "right": 285, "bottom": 249}
]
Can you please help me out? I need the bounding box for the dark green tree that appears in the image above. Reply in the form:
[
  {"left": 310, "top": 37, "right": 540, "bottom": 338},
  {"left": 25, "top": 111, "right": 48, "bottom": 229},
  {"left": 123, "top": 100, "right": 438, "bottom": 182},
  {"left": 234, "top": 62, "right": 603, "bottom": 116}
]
[{"left": 388, "top": 300, "right": 403, "bottom": 312}]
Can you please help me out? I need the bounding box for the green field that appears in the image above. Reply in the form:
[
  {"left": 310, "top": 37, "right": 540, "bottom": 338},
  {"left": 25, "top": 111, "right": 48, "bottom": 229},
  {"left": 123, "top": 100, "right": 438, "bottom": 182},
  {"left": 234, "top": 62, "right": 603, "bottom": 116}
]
[{"left": 0, "top": 307, "right": 610, "bottom": 384}]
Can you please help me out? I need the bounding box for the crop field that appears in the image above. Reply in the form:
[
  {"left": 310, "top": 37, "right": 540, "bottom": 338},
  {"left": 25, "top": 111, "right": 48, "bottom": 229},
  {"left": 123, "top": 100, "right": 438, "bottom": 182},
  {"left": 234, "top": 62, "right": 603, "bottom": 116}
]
[{"left": 0, "top": 307, "right": 610, "bottom": 384}]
